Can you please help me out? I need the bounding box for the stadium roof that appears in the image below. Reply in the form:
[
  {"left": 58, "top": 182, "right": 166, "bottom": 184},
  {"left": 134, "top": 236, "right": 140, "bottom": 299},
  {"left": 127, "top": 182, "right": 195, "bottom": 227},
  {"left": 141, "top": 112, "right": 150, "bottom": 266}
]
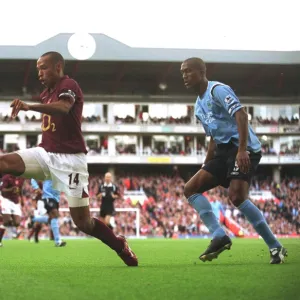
[
  {"left": 0, "top": 34, "right": 299, "bottom": 102},
  {"left": 0, "top": 60, "right": 299, "bottom": 102},
  {"left": 0, "top": 33, "right": 300, "bottom": 64}
]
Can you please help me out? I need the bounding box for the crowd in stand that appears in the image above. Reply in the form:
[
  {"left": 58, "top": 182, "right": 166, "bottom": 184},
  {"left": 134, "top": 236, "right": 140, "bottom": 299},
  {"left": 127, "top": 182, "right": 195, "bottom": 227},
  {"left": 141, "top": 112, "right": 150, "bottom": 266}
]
[
  {"left": 261, "top": 144, "right": 277, "bottom": 155},
  {"left": 82, "top": 115, "right": 102, "bottom": 123},
  {"left": 114, "top": 115, "right": 300, "bottom": 126},
  {"left": 256, "top": 116, "right": 299, "bottom": 125},
  {"left": 260, "top": 144, "right": 300, "bottom": 156},
  {"left": 11, "top": 174, "right": 300, "bottom": 240},
  {"left": 115, "top": 114, "right": 192, "bottom": 125},
  {"left": 147, "top": 116, "right": 192, "bottom": 125},
  {"left": 279, "top": 145, "right": 300, "bottom": 155},
  {"left": 114, "top": 145, "right": 196, "bottom": 156},
  {"left": 87, "top": 142, "right": 298, "bottom": 156},
  {"left": 1, "top": 113, "right": 299, "bottom": 126},
  {"left": 1, "top": 115, "right": 20, "bottom": 122}
]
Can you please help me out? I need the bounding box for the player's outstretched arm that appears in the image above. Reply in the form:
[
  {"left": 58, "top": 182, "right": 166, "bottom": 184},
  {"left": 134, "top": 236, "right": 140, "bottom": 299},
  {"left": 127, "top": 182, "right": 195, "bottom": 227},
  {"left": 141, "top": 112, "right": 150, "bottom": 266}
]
[
  {"left": 235, "top": 109, "right": 251, "bottom": 173},
  {"left": 10, "top": 99, "right": 29, "bottom": 118},
  {"left": 10, "top": 98, "right": 72, "bottom": 118},
  {"left": 235, "top": 109, "right": 248, "bottom": 152},
  {"left": 26, "top": 99, "right": 72, "bottom": 115}
]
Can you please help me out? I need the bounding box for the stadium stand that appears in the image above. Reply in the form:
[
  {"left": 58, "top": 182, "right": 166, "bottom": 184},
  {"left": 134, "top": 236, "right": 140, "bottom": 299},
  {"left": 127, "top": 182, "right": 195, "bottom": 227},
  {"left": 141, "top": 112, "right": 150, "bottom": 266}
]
[{"left": 2, "top": 174, "right": 297, "bottom": 240}]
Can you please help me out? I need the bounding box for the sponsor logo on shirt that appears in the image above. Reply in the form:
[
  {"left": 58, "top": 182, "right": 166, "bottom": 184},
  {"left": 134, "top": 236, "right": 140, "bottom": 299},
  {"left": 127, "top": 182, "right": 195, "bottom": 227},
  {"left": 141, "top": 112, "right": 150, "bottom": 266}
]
[
  {"left": 225, "top": 95, "right": 234, "bottom": 104},
  {"left": 199, "top": 112, "right": 216, "bottom": 124}
]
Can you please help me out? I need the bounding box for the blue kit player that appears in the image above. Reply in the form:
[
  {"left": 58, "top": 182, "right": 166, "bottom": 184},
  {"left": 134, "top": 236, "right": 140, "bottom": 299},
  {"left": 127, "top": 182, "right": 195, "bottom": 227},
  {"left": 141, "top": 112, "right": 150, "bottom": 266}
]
[
  {"left": 31, "top": 179, "right": 66, "bottom": 247},
  {"left": 180, "top": 57, "right": 287, "bottom": 264}
]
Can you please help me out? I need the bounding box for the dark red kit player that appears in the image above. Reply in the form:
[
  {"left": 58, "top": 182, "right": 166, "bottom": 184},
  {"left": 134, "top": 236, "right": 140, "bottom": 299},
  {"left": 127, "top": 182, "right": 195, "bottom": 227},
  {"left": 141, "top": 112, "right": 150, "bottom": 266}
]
[{"left": 1, "top": 52, "right": 137, "bottom": 266}]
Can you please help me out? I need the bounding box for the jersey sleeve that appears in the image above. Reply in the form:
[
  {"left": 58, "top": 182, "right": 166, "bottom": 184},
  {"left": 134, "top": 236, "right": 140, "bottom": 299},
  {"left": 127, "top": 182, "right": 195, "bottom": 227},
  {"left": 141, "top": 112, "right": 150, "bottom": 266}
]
[
  {"left": 212, "top": 85, "right": 243, "bottom": 117},
  {"left": 58, "top": 79, "right": 78, "bottom": 105},
  {"left": 31, "top": 179, "right": 39, "bottom": 190}
]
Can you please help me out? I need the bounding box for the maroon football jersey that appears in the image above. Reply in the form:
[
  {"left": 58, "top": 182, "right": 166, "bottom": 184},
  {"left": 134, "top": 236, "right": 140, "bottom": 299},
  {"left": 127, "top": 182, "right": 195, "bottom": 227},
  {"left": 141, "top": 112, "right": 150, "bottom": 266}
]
[
  {"left": 1, "top": 175, "right": 24, "bottom": 204},
  {"left": 39, "top": 76, "right": 87, "bottom": 154}
]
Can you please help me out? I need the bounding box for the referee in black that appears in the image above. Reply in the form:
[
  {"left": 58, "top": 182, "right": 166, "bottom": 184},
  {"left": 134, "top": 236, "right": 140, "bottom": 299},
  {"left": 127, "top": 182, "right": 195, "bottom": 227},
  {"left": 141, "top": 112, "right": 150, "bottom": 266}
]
[{"left": 97, "top": 172, "right": 119, "bottom": 229}]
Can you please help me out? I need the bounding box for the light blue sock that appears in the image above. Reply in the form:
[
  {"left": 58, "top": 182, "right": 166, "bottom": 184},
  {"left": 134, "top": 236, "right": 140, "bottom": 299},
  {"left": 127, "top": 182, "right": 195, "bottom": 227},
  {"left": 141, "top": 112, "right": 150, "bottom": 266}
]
[
  {"left": 239, "top": 200, "right": 281, "bottom": 249},
  {"left": 33, "top": 216, "right": 49, "bottom": 223},
  {"left": 188, "top": 194, "right": 226, "bottom": 238},
  {"left": 50, "top": 218, "right": 61, "bottom": 244}
]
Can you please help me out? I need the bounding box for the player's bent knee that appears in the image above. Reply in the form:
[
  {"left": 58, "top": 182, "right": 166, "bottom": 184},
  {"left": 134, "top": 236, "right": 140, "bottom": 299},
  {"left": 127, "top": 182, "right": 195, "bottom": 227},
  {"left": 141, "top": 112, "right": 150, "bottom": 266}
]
[
  {"left": 229, "top": 179, "right": 249, "bottom": 200},
  {"left": 228, "top": 190, "right": 244, "bottom": 206},
  {"left": 183, "top": 184, "right": 190, "bottom": 199},
  {"left": 183, "top": 182, "right": 195, "bottom": 199},
  {"left": 229, "top": 183, "right": 248, "bottom": 206},
  {"left": 0, "top": 153, "right": 26, "bottom": 176},
  {"left": 0, "top": 157, "right": 9, "bottom": 173}
]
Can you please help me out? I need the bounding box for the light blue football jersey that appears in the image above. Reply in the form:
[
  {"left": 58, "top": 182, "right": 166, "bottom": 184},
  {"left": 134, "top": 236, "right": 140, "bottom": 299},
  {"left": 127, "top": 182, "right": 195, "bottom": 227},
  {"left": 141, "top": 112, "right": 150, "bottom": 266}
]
[{"left": 194, "top": 81, "right": 261, "bottom": 152}]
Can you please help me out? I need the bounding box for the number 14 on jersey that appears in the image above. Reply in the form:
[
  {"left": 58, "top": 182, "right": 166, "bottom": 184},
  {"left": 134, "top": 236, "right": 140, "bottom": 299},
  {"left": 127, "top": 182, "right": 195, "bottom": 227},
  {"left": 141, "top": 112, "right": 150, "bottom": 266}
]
[{"left": 68, "top": 173, "right": 79, "bottom": 189}]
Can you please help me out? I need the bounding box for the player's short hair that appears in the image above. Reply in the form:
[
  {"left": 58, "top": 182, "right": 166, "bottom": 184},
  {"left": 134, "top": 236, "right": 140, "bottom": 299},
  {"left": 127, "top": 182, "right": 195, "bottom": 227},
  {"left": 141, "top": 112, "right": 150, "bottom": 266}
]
[
  {"left": 41, "top": 51, "right": 65, "bottom": 70},
  {"left": 184, "top": 57, "right": 206, "bottom": 74}
]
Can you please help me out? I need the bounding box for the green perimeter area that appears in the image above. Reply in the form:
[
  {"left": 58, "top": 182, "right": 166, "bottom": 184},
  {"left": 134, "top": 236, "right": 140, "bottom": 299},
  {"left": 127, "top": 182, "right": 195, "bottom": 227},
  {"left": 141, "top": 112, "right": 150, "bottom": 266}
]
[{"left": 0, "top": 238, "right": 299, "bottom": 300}]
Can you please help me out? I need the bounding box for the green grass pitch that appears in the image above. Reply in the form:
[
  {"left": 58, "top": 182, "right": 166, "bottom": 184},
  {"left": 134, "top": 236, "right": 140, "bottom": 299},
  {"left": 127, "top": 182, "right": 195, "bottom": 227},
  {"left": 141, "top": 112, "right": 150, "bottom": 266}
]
[{"left": 0, "top": 238, "right": 299, "bottom": 300}]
